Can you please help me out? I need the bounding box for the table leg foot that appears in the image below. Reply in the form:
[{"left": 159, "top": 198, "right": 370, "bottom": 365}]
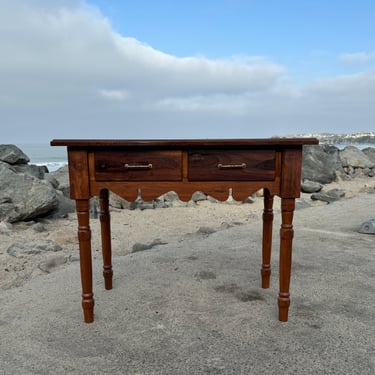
[
  {"left": 82, "top": 294, "right": 95, "bottom": 323},
  {"left": 261, "top": 267, "right": 271, "bottom": 288},
  {"left": 103, "top": 267, "right": 113, "bottom": 290},
  {"left": 278, "top": 293, "right": 290, "bottom": 322}
]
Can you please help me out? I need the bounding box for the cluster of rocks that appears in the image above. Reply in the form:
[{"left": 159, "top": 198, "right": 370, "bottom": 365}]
[
  {"left": 301, "top": 144, "right": 375, "bottom": 203},
  {"left": 0, "top": 145, "right": 59, "bottom": 223},
  {"left": 302, "top": 144, "right": 375, "bottom": 184},
  {"left": 0, "top": 144, "right": 374, "bottom": 224}
]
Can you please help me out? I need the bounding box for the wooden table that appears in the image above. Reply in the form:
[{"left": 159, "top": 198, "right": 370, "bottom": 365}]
[{"left": 51, "top": 138, "right": 318, "bottom": 323}]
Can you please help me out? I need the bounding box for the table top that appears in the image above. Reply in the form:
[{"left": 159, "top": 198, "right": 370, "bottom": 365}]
[{"left": 51, "top": 138, "right": 318, "bottom": 148}]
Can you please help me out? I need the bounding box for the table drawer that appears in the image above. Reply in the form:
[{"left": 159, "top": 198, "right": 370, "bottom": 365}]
[
  {"left": 94, "top": 151, "right": 182, "bottom": 181},
  {"left": 188, "top": 150, "right": 276, "bottom": 181}
]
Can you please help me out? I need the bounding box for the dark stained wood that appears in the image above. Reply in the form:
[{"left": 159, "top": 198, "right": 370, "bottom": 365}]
[
  {"left": 95, "top": 150, "right": 182, "bottom": 181},
  {"left": 188, "top": 150, "right": 275, "bottom": 181},
  {"left": 67, "top": 149, "right": 90, "bottom": 199},
  {"left": 51, "top": 137, "right": 318, "bottom": 323},
  {"left": 51, "top": 138, "right": 319, "bottom": 148},
  {"left": 76, "top": 199, "right": 94, "bottom": 323},
  {"left": 278, "top": 198, "right": 295, "bottom": 322},
  {"left": 89, "top": 180, "right": 281, "bottom": 202},
  {"left": 261, "top": 189, "right": 274, "bottom": 288},
  {"left": 280, "top": 147, "right": 303, "bottom": 198},
  {"left": 99, "top": 189, "right": 113, "bottom": 290}
]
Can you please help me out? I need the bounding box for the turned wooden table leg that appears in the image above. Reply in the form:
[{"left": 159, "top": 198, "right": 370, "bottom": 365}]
[
  {"left": 278, "top": 198, "right": 295, "bottom": 322},
  {"left": 76, "top": 199, "right": 95, "bottom": 323},
  {"left": 99, "top": 189, "right": 113, "bottom": 290},
  {"left": 261, "top": 189, "right": 274, "bottom": 288}
]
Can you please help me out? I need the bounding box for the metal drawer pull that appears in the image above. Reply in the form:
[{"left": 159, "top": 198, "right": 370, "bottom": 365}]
[
  {"left": 124, "top": 163, "right": 153, "bottom": 170},
  {"left": 217, "top": 163, "right": 246, "bottom": 169}
]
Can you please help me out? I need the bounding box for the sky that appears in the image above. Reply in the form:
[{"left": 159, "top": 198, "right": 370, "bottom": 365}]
[{"left": 1, "top": 0, "right": 375, "bottom": 143}]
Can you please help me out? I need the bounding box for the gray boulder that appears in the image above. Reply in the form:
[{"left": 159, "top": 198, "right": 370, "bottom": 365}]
[
  {"left": 302, "top": 145, "right": 343, "bottom": 184},
  {"left": 301, "top": 180, "right": 322, "bottom": 193},
  {"left": 47, "top": 165, "right": 70, "bottom": 197},
  {"left": 0, "top": 144, "right": 30, "bottom": 164},
  {"left": 358, "top": 219, "right": 375, "bottom": 234},
  {"left": 311, "top": 188, "right": 345, "bottom": 203},
  {"left": 339, "top": 146, "right": 375, "bottom": 169},
  {"left": 0, "top": 161, "right": 58, "bottom": 222},
  {"left": 12, "top": 164, "right": 49, "bottom": 179},
  {"left": 362, "top": 147, "right": 375, "bottom": 164}
]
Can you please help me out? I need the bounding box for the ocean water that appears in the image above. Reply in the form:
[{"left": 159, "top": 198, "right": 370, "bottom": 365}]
[{"left": 18, "top": 143, "right": 68, "bottom": 172}]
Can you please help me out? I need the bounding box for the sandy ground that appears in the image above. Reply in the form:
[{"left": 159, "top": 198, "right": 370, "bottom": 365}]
[{"left": 0, "top": 177, "right": 374, "bottom": 291}]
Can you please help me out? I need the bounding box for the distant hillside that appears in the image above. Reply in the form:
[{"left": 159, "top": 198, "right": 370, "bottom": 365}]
[{"left": 290, "top": 132, "right": 375, "bottom": 145}]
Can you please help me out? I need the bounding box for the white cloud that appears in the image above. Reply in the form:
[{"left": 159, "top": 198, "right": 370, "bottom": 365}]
[
  {"left": 99, "top": 89, "right": 130, "bottom": 101},
  {"left": 0, "top": 1, "right": 374, "bottom": 142},
  {"left": 339, "top": 51, "right": 375, "bottom": 64}
]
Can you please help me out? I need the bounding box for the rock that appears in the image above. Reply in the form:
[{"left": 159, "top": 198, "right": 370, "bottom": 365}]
[
  {"left": 207, "top": 195, "right": 219, "bottom": 203},
  {"left": 138, "top": 200, "right": 155, "bottom": 210},
  {"left": 359, "top": 184, "right": 375, "bottom": 194},
  {"left": 132, "top": 239, "right": 167, "bottom": 253},
  {"left": 362, "top": 147, "right": 375, "bottom": 164},
  {"left": 197, "top": 226, "right": 216, "bottom": 235},
  {"left": 187, "top": 200, "right": 197, "bottom": 207},
  {"left": 191, "top": 191, "right": 207, "bottom": 202},
  {"left": 358, "top": 219, "right": 375, "bottom": 234},
  {"left": 89, "top": 197, "right": 98, "bottom": 218},
  {"left": 6, "top": 240, "right": 62, "bottom": 258},
  {"left": 339, "top": 146, "right": 375, "bottom": 169},
  {"left": 364, "top": 168, "right": 375, "bottom": 177},
  {"left": 0, "top": 161, "right": 58, "bottom": 222},
  {"left": 302, "top": 145, "right": 343, "bottom": 184},
  {"left": 153, "top": 198, "right": 166, "bottom": 208},
  {"left": 7, "top": 243, "right": 41, "bottom": 257},
  {"left": 36, "top": 241, "right": 63, "bottom": 252},
  {"left": 0, "top": 145, "right": 29, "bottom": 164},
  {"left": 109, "top": 192, "right": 129, "bottom": 209},
  {"left": 39, "top": 255, "right": 68, "bottom": 273},
  {"left": 47, "top": 165, "right": 70, "bottom": 197},
  {"left": 0, "top": 221, "right": 13, "bottom": 233},
  {"left": 32, "top": 223, "right": 47, "bottom": 233},
  {"left": 13, "top": 164, "right": 48, "bottom": 179},
  {"left": 44, "top": 174, "right": 59, "bottom": 189},
  {"left": 46, "top": 192, "right": 75, "bottom": 219},
  {"left": 242, "top": 195, "right": 256, "bottom": 204},
  {"left": 301, "top": 180, "right": 323, "bottom": 193},
  {"left": 155, "top": 191, "right": 186, "bottom": 208},
  {"left": 311, "top": 189, "right": 345, "bottom": 203}
]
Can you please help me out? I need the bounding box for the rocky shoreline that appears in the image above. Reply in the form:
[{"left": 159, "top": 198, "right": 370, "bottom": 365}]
[
  {"left": 1, "top": 143, "right": 375, "bottom": 222},
  {"left": 0, "top": 143, "right": 374, "bottom": 290}
]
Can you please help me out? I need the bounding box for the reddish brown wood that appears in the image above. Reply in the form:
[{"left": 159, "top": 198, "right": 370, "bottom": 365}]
[
  {"left": 67, "top": 149, "right": 90, "bottom": 199},
  {"left": 188, "top": 150, "right": 275, "bottom": 181},
  {"left": 280, "top": 148, "right": 303, "bottom": 198},
  {"left": 261, "top": 189, "right": 274, "bottom": 288},
  {"left": 51, "top": 138, "right": 318, "bottom": 323},
  {"left": 76, "top": 199, "right": 94, "bottom": 323},
  {"left": 278, "top": 198, "right": 295, "bottom": 322},
  {"left": 95, "top": 150, "right": 182, "bottom": 181},
  {"left": 90, "top": 180, "right": 280, "bottom": 202},
  {"left": 51, "top": 138, "right": 319, "bottom": 148},
  {"left": 99, "top": 189, "right": 113, "bottom": 290}
]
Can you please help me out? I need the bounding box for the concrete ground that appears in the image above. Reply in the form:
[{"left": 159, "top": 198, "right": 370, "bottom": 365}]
[{"left": 0, "top": 194, "right": 374, "bottom": 375}]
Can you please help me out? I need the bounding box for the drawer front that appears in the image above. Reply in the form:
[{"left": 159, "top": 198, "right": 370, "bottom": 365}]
[
  {"left": 188, "top": 150, "right": 276, "bottom": 181},
  {"left": 94, "top": 151, "right": 182, "bottom": 181}
]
